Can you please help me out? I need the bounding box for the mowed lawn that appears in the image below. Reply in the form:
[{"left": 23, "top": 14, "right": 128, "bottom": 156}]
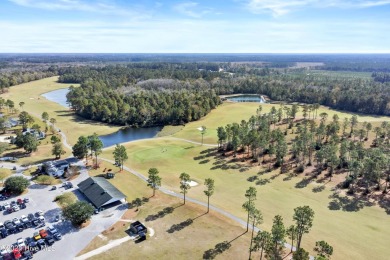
[
  {"left": 102, "top": 138, "right": 390, "bottom": 260},
  {"left": 173, "top": 102, "right": 390, "bottom": 144},
  {"left": 1, "top": 77, "right": 120, "bottom": 145}
]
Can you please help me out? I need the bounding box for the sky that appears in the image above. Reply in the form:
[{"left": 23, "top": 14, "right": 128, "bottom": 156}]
[{"left": 0, "top": 0, "right": 389, "bottom": 53}]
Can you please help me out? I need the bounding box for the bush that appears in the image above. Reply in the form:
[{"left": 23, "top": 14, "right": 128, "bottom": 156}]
[
  {"left": 4, "top": 176, "right": 30, "bottom": 194},
  {"left": 62, "top": 201, "right": 94, "bottom": 226},
  {"left": 35, "top": 175, "right": 57, "bottom": 185},
  {"left": 55, "top": 192, "right": 77, "bottom": 208}
]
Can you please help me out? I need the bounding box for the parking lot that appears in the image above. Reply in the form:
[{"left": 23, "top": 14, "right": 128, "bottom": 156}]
[{"left": 0, "top": 161, "right": 128, "bottom": 260}]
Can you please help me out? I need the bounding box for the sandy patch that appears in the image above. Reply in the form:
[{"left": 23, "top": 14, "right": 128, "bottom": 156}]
[
  {"left": 187, "top": 180, "right": 198, "bottom": 187},
  {"left": 148, "top": 227, "right": 155, "bottom": 237}
]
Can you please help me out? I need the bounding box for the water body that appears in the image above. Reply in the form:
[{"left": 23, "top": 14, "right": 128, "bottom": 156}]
[
  {"left": 42, "top": 88, "right": 70, "bottom": 108},
  {"left": 99, "top": 127, "right": 162, "bottom": 148},
  {"left": 41, "top": 88, "right": 161, "bottom": 148},
  {"left": 225, "top": 95, "right": 266, "bottom": 103}
]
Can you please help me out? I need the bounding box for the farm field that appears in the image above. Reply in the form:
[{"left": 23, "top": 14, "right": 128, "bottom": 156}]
[{"left": 1, "top": 77, "right": 121, "bottom": 145}]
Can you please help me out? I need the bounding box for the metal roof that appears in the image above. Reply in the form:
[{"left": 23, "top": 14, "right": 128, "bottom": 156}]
[{"left": 77, "top": 177, "right": 126, "bottom": 208}]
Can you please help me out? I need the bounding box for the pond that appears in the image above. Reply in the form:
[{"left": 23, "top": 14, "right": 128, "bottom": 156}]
[
  {"left": 41, "top": 88, "right": 161, "bottom": 148},
  {"left": 225, "top": 94, "right": 266, "bottom": 103},
  {"left": 99, "top": 127, "right": 162, "bottom": 148},
  {"left": 41, "top": 88, "right": 70, "bottom": 108}
]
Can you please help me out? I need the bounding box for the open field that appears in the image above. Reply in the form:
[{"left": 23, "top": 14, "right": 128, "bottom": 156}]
[
  {"left": 102, "top": 137, "right": 390, "bottom": 260},
  {"left": 83, "top": 193, "right": 256, "bottom": 260},
  {"left": 173, "top": 102, "right": 390, "bottom": 144},
  {"left": 1, "top": 77, "right": 120, "bottom": 145}
]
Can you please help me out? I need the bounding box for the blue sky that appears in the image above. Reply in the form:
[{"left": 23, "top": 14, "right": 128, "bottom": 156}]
[{"left": 0, "top": 0, "right": 389, "bottom": 53}]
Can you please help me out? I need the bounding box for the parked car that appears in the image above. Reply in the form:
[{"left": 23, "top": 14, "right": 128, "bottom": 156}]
[
  {"left": 17, "top": 198, "right": 23, "bottom": 205},
  {"left": 54, "top": 215, "right": 60, "bottom": 222},
  {"left": 0, "top": 228, "right": 8, "bottom": 238},
  {"left": 45, "top": 236, "right": 55, "bottom": 246},
  {"left": 39, "top": 229, "right": 48, "bottom": 238},
  {"left": 22, "top": 249, "right": 33, "bottom": 259},
  {"left": 37, "top": 239, "right": 46, "bottom": 250},
  {"left": 17, "top": 237, "right": 25, "bottom": 247},
  {"left": 50, "top": 186, "right": 57, "bottom": 191},
  {"left": 27, "top": 213, "right": 35, "bottom": 221},
  {"left": 33, "top": 232, "right": 41, "bottom": 241},
  {"left": 12, "top": 248, "right": 21, "bottom": 260},
  {"left": 53, "top": 232, "right": 62, "bottom": 240},
  {"left": 32, "top": 219, "right": 40, "bottom": 227},
  {"left": 12, "top": 205, "right": 20, "bottom": 212},
  {"left": 0, "top": 222, "right": 4, "bottom": 229},
  {"left": 36, "top": 210, "right": 44, "bottom": 216},
  {"left": 47, "top": 226, "right": 58, "bottom": 234},
  {"left": 23, "top": 198, "right": 29, "bottom": 203},
  {"left": 19, "top": 203, "right": 26, "bottom": 209},
  {"left": 38, "top": 216, "right": 45, "bottom": 223},
  {"left": 20, "top": 215, "right": 28, "bottom": 223},
  {"left": 12, "top": 217, "right": 21, "bottom": 225},
  {"left": 2, "top": 253, "right": 12, "bottom": 260}
]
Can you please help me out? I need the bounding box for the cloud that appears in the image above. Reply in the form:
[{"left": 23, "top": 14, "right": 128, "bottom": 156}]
[
  {"left": 245, "top": 0, "right": 390, "bottom": 16},
  {"left": 173, "top": 1, "right": 211, "bottom": 18},
  {"left": 8, "top": 0, "right": 142, "bottom": 16}
]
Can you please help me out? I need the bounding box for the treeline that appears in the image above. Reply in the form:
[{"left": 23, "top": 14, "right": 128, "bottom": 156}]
[
  {"left": 0, "top": 69, "right": 57, "bottom": 92},
  {"left": 217, "top": 105, "right": 390, "bottom": 194},
  {"left": 372, "top": 72, "right": 390, "bottom": 83},
  {"left": 212, "top": 75, "right": 390, "bottom": 116},
  {"left": 58, "top": 64, "right": 223, "bottom": 85}
]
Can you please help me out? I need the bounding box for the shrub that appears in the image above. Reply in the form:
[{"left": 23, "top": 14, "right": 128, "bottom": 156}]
[
  {"left": 35, "top": 175, "right": 56, "bottom": 185},
  {"left": 55, "top": 192, "right": 77, "bottom": 208},
  {"left": 62, "top": 201, "right": 94, "bottom": 226},
  {"left": 4, "top": 176, "right": 30, "bottom": 194}
]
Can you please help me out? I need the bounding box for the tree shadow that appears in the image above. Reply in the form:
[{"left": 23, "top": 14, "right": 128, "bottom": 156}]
[
  {"left": 378, "top": 196, "right": 390, "bottom": 215},
  {"left": 199, "top": 159, "right": 210, "bottom": 164},
  {"left": 312, "top": 185, "right": 326, "bottom": 193},
  {"left": 328, "top": 193, "right": 365, "bottom": 212},
  {"left": 256, "top": 178, "right": 271, "bottom": 186},
  {"left": 295, "top": 177, "right": 312, "bottom": 189},
  {"left": 283, "top": 174, "right": 294, "bottom": 181},
  {"left": 166, "top": 218, "right": 193, "bottom": 233},
  {"left": 247, "top": 176, "right": 258, "bottom": 182},
  {"left": 203, "top": 241, "right": 232, "bottom": 260},
  {"left": 145, "top": 206, "right": 175, "bottom": 222}
]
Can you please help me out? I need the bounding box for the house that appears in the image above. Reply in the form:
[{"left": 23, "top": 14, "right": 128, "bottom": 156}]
[
  {"left": 41, "top": 160, "right": 70, "bottom": 177},
  {"left": 77, "top": 177, "right": 126, "bottom": 209},
  {"left": 22, "top": 128, "right": 45, "bottom": 139},
  {"left": 129, "top": 221, "right": 147, "bottom": 235}
]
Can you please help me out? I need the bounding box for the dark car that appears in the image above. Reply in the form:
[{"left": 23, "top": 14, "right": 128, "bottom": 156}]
[
  {"left": 22, "top": 250, "right": 33, "bottom": 259},
  {"left": 4, "top": 221, "right": 15, "bottom": 233},
  {"left": 0, "top": 228, "right": 8, "bottom": 238},
  {"left": 2, "top": 253, "right": 12, "bottom": 260},
  {"left": 36, "top": 239, "right": 46, "bottom": 250},
  {"left": 66, "top": 182, "right": 73, "bottom": 188},
  {"left": 27, "top": 214, "right": 35, "bottom": 221},
  {"left": 16, "top": 224, "right": 24, "bottom": 232},
  {"left": 45, "top": 236, "right": 55, "bottom": 246},
  {"left": 53, "top": 233, "right": 62, "bottom": 240},
  {"left": 19, "top": 203, "right": 26, "bottom": 209},
  {"left": 25, "top": 221, "right": 32, "bottom": 228},
  {"left": 32, "top": 219, "right": 39, "bottom": 227}
]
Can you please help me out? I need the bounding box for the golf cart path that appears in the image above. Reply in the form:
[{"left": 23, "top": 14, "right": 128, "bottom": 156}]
[{"left": 75, "top": 235, "right": 134, "bottom": 260}]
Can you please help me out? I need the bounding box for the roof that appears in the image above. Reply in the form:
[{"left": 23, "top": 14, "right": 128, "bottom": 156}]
[{"left": 77, "top": 177, "right": 126, "bottom": 208}]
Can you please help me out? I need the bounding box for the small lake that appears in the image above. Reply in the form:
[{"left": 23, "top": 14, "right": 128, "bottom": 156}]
[
  {"left": 99, "top": 127, "right": 162, "bottom": 148},
  {"left": 42, "top": 88, "right": 70, "bottom": 108},
  {"left": 41, "top": 88, "right": 161, "bottom": 148},
  {"left": 225, "top": 95, "right": 266, "bottom": 103}
]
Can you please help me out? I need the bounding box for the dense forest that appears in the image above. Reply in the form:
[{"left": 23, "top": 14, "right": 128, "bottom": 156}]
[
  {"left": 1, "top": 54, "right": 390, "bottom": 125},
  {"left": 59, "top": 63, "right": 390, "bottom": 125}
]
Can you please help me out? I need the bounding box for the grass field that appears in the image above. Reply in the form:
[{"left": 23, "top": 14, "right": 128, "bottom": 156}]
[
  {"left": 84, "top": 193, "right": 257, "bottom": 260},
  {"left": 101, "top": 137, "right": 390, "bottom": 260},
  {"left": 173, "top": 102, "right": 390, "bottom": 144},
  {"left": 1, "top": 77, "right": 120, "bottom": 145}
]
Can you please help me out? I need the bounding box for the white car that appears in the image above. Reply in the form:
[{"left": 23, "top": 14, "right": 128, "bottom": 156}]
[
  {"left": 36, "top": 210, "right": 44, "bottom": 216},
  {"left": 48, "top": 226, "right": 58, "bottom": 234},
  {"left": 12, "top": 205, "right": 20, "bottom": 211},
  {"left": 38, "top": 216, "right": 45, "bottom": 222},
  {"left": 0, "top": 248, "right": 8, "bottom": 255},
  {"left": 23, "top": 198, "right": 29, "bottom": 203},
  {"left": 17, "top": 237, "right": 25, "bottom": 248},
  {"left": 20, "top": 215, "right": 28, "bottom": 223},
  {"left": 12, "top": 217, "right": 21, "bottom": 225}
]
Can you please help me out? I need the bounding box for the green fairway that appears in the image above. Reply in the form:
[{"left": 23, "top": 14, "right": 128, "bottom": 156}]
[
  {"left": 1, "top": 77, "right": 121, "bottom": 145},
  {"left": 102, "top": 137, "right": 390, "bottom": 260},
  {"left": 173, "top": 102, "right": 390, "bottom": 144}
]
